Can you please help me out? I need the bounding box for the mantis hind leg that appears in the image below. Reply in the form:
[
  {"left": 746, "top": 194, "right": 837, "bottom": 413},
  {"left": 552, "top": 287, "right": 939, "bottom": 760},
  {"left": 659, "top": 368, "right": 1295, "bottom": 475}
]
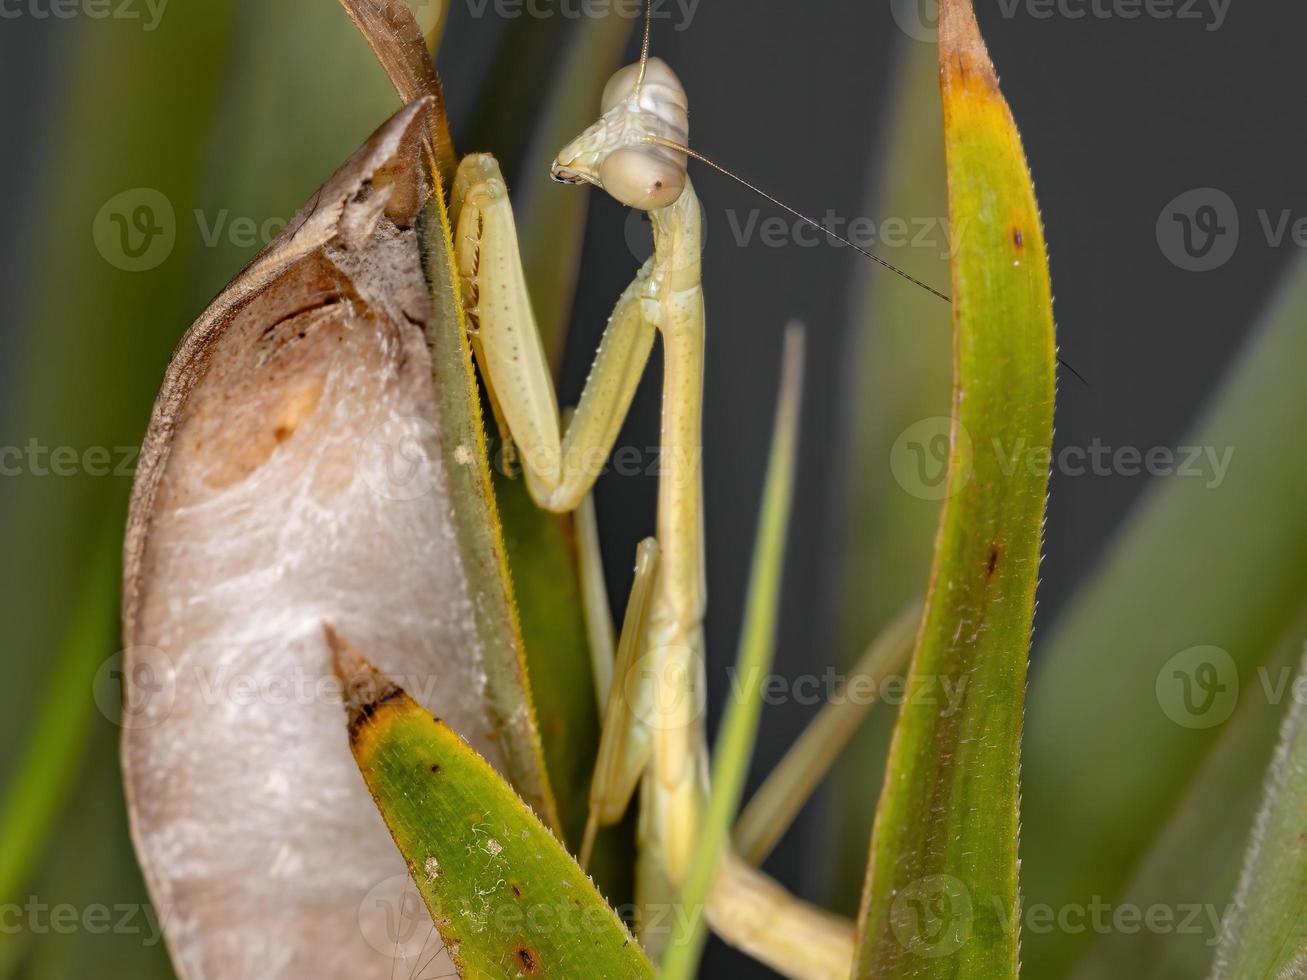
[{"left": 579, "top": 538, "right": 660, "bottom": 869}]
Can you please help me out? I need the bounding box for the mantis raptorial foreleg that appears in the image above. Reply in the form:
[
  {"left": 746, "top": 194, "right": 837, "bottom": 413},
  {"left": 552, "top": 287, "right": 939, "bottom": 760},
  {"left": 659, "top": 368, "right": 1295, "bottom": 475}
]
[{"left": 452, "top": 153, "right": 658, "bottom": 511}]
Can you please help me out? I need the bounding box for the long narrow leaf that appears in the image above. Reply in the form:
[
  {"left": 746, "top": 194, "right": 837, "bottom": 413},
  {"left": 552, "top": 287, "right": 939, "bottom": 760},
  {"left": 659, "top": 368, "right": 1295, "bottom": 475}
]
[
  {"left": 1069, "top": 609, "right": 1307, "bottom": 978},
  {"left": 0, "top": 518, "right": 118, "bottom": 909},
  {"left": 853, "top": 1, "right": 1056, "bottom": 974},
  {"left": 1211, "top": 654, "right": 1307, "bottom": 978}
]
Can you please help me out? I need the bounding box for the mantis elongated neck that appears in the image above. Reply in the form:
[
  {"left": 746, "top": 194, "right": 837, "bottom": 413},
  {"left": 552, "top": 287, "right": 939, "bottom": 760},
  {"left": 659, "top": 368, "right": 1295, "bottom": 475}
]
[{"left": 648, "top": 178, "right": 702, "bottom": 294}]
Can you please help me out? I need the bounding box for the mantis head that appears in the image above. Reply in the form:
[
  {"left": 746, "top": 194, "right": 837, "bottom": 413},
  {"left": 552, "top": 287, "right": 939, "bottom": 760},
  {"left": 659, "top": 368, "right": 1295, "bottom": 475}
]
[{"left": 551, "top": 56, "right": 690, "bottom": 212}]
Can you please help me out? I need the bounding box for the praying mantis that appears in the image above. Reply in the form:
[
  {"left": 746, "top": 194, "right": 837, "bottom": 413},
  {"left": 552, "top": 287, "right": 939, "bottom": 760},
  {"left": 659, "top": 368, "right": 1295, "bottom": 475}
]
[{"left": 445, "top": 3, "right": 915, "bottom": 974}]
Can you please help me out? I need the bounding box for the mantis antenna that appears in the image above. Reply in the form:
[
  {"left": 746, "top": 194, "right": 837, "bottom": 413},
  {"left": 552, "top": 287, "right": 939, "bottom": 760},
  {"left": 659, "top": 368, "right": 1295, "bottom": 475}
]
[
  {"left": 645, "top": 134, "right": 952, "bottom": 303},
  {"left": 634, "top": 0, "right": 654, "bottom": 96},
  {"left": 642, "top": 133, "right": 1089, "bottom": 384}
]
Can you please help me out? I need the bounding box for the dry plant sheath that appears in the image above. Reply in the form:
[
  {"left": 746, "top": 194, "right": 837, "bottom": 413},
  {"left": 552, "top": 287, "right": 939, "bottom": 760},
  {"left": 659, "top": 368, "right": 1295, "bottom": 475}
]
[{"left": 121, "top": 98, "right": 554, "bottom": 977}]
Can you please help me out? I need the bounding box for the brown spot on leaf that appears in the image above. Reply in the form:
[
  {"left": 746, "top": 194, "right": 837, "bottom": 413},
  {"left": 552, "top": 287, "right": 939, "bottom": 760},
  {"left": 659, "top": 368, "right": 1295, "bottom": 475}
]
[
  {"left": 515, "top": 946, "right": 539, "bottom": 974},
  {"left": 1012, "top": 228, "right": 1024, "bottom": 249},
  {"left": 986, "top": 543, "right": 1001, "bottom": 581}
]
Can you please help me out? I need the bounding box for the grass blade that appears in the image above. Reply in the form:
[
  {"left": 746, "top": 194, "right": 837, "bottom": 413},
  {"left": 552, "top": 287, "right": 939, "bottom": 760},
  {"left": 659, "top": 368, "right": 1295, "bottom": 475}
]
[
  {"left": 0, "top": 520, "right": 118, "bottom": 910},
  {"left": 1210, "top": 654, "right": 1307, "bottom": 978},
  {"left": 853, "top": 1, "right": 1056, "bottom": 974},
  {"left": 333, "top": 632, "right": 654, "bottom": 979},
  {"left": 660, "top": 325, "right": 806, "bottom": 980},
  {"left": 734, "top": 599, "right": 920, "bottom": 867},
  {"left": 1069, "top": 610, "right": 1306, "bottom": 978}
]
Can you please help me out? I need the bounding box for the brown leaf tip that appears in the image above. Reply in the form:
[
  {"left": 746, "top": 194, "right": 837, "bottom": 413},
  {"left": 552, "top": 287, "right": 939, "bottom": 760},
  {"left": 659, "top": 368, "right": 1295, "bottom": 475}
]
[
  {"left": 939, "top": 0, "right": 999, "bottom": 90},
  {"left": 325, "top": 625, "right": 401, "bottom": 734}
]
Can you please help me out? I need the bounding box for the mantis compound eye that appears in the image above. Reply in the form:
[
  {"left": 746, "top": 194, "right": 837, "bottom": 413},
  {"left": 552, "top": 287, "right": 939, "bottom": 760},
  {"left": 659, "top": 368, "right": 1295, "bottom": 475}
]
[{"left": 600, "top": 146, "right": 686, "bottom": 211}]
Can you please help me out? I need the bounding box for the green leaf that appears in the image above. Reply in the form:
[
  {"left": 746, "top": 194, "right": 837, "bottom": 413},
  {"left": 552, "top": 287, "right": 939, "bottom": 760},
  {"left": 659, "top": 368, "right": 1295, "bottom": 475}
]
[
  {"left": 15, "top": 734, "right": 171, "bottom": 980},
  {"left": 661, "top": 327, "right": 805, "bottom": 980},
  {"left": 1021, "top": 255, "right": 1307, "bottom": 976},
  {"left": 853, "top": 1, "right": 1056, "bottom": 975},
  {"left": 1069, "top": 611, "right": 1307, "bottom": 979},
  {"left": 334, "top": 635, "right": 654, "bottom": 980},
  {"left": 0, "top": 517, "right": 120, "bottom": 911},
  {"left": 1211, "top": 655, "right": 1307, "bottom": 977},
  {"left": 339, "top": 0, "right": 575, "bottom": 834},
  {"left": 823, "top": 37, "right": 952, "bottom": 914}
]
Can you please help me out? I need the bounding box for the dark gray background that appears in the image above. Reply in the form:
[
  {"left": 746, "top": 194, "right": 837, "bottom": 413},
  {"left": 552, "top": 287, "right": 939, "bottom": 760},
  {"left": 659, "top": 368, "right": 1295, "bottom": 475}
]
[{"left": 1, "top": 1, "right": 1297, "bottom": 976}]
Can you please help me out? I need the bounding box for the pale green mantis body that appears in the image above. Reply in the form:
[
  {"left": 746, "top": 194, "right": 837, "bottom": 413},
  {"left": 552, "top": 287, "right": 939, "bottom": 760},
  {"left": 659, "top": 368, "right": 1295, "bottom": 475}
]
[
  {"left": 447, "top": 21, "right": 857, "bottom": 977},
  {"left": 451, "top": 47, "right": 708, "bottom": 909}
]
